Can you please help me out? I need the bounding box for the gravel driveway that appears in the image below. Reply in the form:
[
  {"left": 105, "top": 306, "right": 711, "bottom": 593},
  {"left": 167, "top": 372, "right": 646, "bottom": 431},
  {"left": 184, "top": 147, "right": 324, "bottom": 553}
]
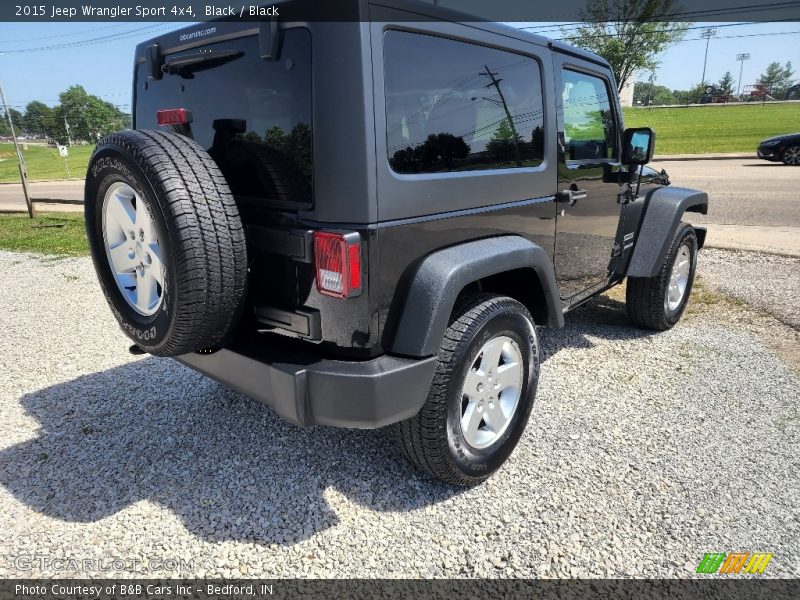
[
  {"left": 698, "top": 248, "right": 800, "bottom": 330},
  {"left": 0, "top": 251, "right": 798, "bottom": 578}
]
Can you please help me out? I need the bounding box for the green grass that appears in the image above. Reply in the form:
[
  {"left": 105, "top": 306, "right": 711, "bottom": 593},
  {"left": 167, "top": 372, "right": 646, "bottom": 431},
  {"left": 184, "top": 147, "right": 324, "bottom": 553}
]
[
  {"left": 0, "top": 143, "right": 94, "bottom": 183},
  {"left": 0, "top": 212, "right": 88, "bottom": 256},
  {"left": 0, "top": 103, "right": 794, "bottom": 183},
  {"left": 623, "top": 102, "right": 800, "bottom": 155}
]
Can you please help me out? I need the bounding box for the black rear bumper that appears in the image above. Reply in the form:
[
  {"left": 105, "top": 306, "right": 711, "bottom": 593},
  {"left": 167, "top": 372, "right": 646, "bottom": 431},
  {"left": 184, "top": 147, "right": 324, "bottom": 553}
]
[{"left": 177, "top": 341, "right": 437, "bottom": 429}]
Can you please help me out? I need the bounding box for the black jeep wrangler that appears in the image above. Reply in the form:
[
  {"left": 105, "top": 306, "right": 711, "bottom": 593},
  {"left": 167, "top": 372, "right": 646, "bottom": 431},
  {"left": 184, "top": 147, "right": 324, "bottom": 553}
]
[{"left": 84, "top": 1, "right": 708, "bottom": 486}]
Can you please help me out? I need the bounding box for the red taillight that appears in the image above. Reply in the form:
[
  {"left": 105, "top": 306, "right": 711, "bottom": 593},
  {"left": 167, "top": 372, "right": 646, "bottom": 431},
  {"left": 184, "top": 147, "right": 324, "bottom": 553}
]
[
  {"left": 156, "top": 108, "right": 192, "bottom": 126},
  {"left": 313, "top": 231, "right": 362, "bottom": 298}
]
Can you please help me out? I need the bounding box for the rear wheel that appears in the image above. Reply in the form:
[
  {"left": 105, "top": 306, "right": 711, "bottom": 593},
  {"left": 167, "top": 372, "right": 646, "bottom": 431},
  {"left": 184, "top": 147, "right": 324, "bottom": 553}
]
[
  {"left": 782, "top": 145, "right": 800, "bottom": 165},
  {"left": 626, "top": 222, "right": 698, "bottom": 331},
  {"left": 395, "top": 294, "right": 539, "bottom": 486},
  {"left": 85, "top": 130, "right": 248, "bottom": 356}
]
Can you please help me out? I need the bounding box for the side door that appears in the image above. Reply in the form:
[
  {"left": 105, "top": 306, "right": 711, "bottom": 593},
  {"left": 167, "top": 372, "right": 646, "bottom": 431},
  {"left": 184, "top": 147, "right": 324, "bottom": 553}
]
[{"left": 553, "top": 56, "right": 626, "bottom": 300}]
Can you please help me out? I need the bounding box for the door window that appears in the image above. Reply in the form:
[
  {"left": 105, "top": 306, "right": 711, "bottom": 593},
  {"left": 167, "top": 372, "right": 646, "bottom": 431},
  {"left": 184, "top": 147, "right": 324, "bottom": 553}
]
[{"left": 561, "top": 69, "right": 617, "bottom": 161}]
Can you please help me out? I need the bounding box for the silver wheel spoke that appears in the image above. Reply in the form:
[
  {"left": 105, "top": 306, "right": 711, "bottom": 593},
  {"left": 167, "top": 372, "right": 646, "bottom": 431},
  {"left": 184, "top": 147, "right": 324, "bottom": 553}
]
[
  {"left": 135, "top": 203, "right": 155, "bottom": 239},
  {"left": 108, "top": 241, "right": 136, "bottom": 273},
  {"left": 147, "top": 243, "right": 165, "bottom": 287},
  {"left": 483, "top": 399, "right": 507, "bottom": 431},
  {"left": 463, "top": 368, "right": 483, "bottom": 399},
  {"left": 135, "top": 271, "right": 157, "bottom": 313},
  {"left": 107, "top": 192, "right": 136, "bottom": 232},
  {"left": 461, "top": 400, "right": 484, "bottom": 440},
  {"left": 116, "top": 272, "right": 136, "bottom": 290},
  {"left": 478, "top": 338, "right": 504, "bottom": 373},
  {"left": 495, "top": 361, "right": 521, "bottom": 392}
]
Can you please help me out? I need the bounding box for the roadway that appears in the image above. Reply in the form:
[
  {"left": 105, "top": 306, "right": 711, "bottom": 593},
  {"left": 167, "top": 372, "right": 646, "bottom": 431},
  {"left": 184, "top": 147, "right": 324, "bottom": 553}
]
[{"left": 1, "top": 159, "right": 798, "bottom": 253}]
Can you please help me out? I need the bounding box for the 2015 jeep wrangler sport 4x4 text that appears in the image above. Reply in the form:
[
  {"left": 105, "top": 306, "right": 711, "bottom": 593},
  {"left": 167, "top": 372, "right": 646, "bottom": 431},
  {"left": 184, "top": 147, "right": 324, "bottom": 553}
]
[{"left": 85, "top": 0, "right": 708, "bottom": 486}]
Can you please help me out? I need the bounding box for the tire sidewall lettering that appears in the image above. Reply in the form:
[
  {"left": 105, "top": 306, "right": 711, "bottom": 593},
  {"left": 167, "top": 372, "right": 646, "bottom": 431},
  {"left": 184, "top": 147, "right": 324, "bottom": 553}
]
[{"left": 86, "top": 147, "right": 175, "bottom": 350}]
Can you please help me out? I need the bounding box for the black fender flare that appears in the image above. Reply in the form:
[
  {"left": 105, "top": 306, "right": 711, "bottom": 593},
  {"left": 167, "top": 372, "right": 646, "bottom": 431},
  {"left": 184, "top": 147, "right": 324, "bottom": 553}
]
[
  {"left": 386, "top": 236, "right": 563, "bottom": 358},
  {"left": 627, "top": 186, "right": 709, "bottom": 278}
]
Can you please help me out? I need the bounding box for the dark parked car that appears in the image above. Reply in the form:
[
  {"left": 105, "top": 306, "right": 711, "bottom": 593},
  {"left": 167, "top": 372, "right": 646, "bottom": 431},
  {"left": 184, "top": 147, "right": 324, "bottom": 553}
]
[
  {"left": 757, "top": 133, "right": 800, "bottom": 165},
  {"left": 83, "top": 0, "right": 708, "bottom": 486}
]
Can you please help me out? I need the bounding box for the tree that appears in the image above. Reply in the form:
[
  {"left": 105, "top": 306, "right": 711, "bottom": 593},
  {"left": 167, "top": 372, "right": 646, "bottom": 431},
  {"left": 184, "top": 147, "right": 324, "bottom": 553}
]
[
  {"left": 563, "top": 0, "right": 690, "bottom": 93},
  {"left": 757, "top": 61, "right": 795, "bottom": 97},
  {"left": 633, "top": 81, "right": 676, "bottom": 105},
  {"left": 486, "top": 119, "right": 524, "bottom": 163},
  {"left": 0, "top": 109, "right": 10, "bottom": 137},
  {"left": 58, "top": 85, "right": 126, "bottom": 142},
  {"left": 1, "top": 107, "right": 25, "bottom": 136},
  {"left": 717, "top": 71, "right": 735, "bottom": 97},
  {"left": 420, "top": 133, "right": 470, "bottom": 170},
  {"left": 672, "top": 82, "right": 710, "bottom": 104},
  {"left": 23, "top": 101, "right": 55, "bottom": 138}
]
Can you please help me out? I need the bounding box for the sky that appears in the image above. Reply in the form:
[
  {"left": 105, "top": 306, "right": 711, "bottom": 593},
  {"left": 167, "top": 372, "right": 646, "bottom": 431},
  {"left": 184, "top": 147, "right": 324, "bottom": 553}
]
[{"left": 0, "top": 20, "right": 798, "bottom": 111}]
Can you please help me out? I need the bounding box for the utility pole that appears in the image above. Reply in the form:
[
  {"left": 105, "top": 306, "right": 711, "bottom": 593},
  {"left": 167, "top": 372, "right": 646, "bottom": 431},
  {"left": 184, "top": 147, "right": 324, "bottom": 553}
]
[
  {"left": 0, "top": 81, "right": 35, "bottom": 218},
  {"left": 64, "top": 116, "right": 73, "bottom": 147},
  {"left": 646, "top": 70, "right": 657, "bottom": 108},
  {"left": 479, "top": 64, "right": 522, "bottom": 166},
  {"left": 700, "top": 28, "right": 717, "bottom": 85},
  {"left": 736, "top": 53, "right": 750, "bottom": 97}
]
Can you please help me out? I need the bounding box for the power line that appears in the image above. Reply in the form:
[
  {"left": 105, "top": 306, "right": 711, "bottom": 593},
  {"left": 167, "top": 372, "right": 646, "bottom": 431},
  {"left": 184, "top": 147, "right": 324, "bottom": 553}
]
[
  {"left": 685, "top": 29, "right": 800, "bottom": 40},
  {"left": 542, "top": 20, "right": 783, "bottom": 38},
  {"left": 0, "top": 23, "right": 180, "bottom": 53},
  {"left": 0, "top": 22, "right": 133, "bottom": 44},
  {"left": 518, "top": 1, "right": 800, "bottom": 30}
]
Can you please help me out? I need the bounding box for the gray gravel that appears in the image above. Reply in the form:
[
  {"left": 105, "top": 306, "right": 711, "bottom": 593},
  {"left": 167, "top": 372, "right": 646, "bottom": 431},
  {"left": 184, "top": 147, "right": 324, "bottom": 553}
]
[
  {"left": 698, "top": 248, "right": 800, "bottom": 330},
  {"left": 0, "top": 250, "right": 798, "bottom": 579}
]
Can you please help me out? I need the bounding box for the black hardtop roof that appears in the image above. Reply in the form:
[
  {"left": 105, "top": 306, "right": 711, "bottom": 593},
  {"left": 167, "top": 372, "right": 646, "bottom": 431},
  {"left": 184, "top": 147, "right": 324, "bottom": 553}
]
[{"left": 135, "top": 0, "right": 610, "bottom": 69}]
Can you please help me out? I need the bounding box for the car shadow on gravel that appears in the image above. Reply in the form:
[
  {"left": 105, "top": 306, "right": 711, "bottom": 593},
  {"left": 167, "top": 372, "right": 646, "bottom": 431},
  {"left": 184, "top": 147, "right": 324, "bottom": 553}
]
[
  {"left": 0, "top": 357, "right": 463, "bottom": 546},
  {"left": 538, "top": 294, "right": 657, "bottom": 361},
  {"left": 0, "top": 295, "right": 651, "bottom": 546}
]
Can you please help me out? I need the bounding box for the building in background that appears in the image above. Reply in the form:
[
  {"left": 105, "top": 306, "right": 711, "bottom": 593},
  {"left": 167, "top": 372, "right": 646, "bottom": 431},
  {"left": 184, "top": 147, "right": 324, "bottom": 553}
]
[{"left": 619, "top": 80, "right": 635, "bottom": 107}]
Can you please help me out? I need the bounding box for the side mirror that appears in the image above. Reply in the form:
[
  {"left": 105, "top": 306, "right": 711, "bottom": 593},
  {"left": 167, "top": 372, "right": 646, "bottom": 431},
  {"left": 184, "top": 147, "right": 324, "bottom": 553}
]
[{"left": 622, "top": 127, "right": 655, "bottom": 165}]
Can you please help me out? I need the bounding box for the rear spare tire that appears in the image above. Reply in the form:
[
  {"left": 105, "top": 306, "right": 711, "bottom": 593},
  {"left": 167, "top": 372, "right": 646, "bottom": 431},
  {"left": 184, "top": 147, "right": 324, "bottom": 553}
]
[{"left": 85, "top": 129, "right": 247, "bottom": 356}]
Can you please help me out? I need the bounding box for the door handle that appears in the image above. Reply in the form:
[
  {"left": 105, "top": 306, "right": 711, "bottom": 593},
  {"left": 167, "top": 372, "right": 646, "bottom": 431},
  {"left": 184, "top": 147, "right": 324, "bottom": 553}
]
[{"left": 556, "top": 187, "right": 587, "bottom": 206}]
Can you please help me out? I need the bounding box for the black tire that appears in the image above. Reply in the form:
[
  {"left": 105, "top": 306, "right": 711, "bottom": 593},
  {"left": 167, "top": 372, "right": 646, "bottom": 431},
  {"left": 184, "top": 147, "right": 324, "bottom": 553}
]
[
  {"left": 781, "top": 145, "right": 800, "bottom": 166},
  {"left": 85, "top": 129, "right": 247, "bottom": 357},
  {"left": 395, "top": 294, "right": 539, "bottom": 486},
  {"left": 626, "top": 222, "right": 698, "bottom": 331}
]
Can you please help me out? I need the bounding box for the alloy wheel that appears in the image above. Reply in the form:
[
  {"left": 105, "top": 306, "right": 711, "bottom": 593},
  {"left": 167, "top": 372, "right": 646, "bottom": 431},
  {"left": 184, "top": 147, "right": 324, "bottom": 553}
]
[
  {"left": 101, "top": 182, "right": 165, "bottom": 316},
  {"left": 460, "top": 335, "right": 523, "bottom": 449},
  {"left": 665, "top": 243, "right": 692, "bottom": 312}
]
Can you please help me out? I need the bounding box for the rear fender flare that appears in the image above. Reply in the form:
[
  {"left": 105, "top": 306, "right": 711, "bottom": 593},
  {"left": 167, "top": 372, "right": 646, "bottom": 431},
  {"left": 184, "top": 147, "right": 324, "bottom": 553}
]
[{"left": 385, "top": 236, "right": 563, "bottom": 358}]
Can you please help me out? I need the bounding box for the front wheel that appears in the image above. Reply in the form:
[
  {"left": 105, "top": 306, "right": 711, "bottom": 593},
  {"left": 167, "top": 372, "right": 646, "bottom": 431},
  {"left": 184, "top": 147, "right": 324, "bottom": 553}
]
[
  {"left": 626, "top": 222, "right": 698, "bottom": 331},
  {"left": 782, "top": 145, "right": 800, "bottom": 166},
  {"left": 395, "top": 294, "right": 539, "bottom": 486}
]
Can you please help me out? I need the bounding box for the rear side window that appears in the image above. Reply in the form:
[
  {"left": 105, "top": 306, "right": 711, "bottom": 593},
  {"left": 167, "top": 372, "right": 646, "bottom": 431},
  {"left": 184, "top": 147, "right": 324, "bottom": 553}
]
[
  {"left": 135, "top": 29, "right": 312, "bottom": 207},
  {"left": 383, "top": 31, "right": 545, "bottom": 174},
  {"left": 561, "top": 69, "right": 617, "bottom": 161}
]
